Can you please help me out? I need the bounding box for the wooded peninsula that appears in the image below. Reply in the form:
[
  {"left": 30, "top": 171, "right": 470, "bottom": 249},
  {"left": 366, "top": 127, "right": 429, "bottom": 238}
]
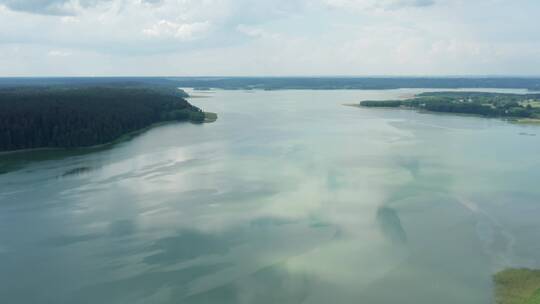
[
  {"left": 0, "top": 84, "right": 214, "bottom": 152},
  {"left": 359, "top": 91, "right": 540, "bottom": 122}
]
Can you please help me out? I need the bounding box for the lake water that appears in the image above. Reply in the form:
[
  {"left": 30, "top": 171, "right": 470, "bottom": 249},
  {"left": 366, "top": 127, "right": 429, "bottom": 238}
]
[{"left": 1, "top": 89, "right": 540, "bottom": 304}]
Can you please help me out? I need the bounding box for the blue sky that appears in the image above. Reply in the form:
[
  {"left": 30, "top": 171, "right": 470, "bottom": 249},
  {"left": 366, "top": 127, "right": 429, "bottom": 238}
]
[{"left": 0, "top": 0, "right": 539, "bottom": 76}]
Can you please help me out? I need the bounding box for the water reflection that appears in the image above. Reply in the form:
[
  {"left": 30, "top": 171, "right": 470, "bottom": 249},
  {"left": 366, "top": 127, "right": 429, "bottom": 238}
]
[{"left": 1, "top": 89, "right": 540, "bottom": 303}]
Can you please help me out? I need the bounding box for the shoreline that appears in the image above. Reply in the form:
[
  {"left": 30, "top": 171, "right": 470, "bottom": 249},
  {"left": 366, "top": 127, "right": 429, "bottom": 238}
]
[
  {"left": 203, "top": 112, "right": 218, "bottom": 123},
  {"left": 494, "top": 268, "right": 540, "bottom": 304},
  {"left": 346, "top": 103, "right": 540, "bottom": 125},
  {"left": 0, "top": 121, "right": 176, "bottom": 156},
  {"left": 0, "top": 113, "right": 218, "bottom": 156}
]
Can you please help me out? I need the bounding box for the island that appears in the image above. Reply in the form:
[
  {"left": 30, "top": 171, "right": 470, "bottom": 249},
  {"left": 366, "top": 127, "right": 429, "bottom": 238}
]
[
  {"left": 357, "top": 91, "right": 540, "bottom": 122},
  {"left": 494, "top": 269, "right": 540, "bottom": 304},
  {"left": 0, "top": 83, "right": 216, "bottom": 152}
]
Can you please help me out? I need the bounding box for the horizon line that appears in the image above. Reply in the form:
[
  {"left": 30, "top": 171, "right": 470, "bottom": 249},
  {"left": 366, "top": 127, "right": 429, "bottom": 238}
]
[{"left": 2, "top": 75, "right": 540, "bottom": 79}]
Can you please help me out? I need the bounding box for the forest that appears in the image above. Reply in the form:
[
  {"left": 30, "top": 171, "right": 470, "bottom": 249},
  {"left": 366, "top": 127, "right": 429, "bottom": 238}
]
[
  {"left": 0, "top": 85, "right": 206, "bottom": 152},
  {"left": 3, "top": 77, "right": 540, "bottom": 91},
  {"left": 360, "top": 92, "right": 540, "bottom": 120},
  {"left": 169, "top": 77, "right": 540, "bottom": 91}
]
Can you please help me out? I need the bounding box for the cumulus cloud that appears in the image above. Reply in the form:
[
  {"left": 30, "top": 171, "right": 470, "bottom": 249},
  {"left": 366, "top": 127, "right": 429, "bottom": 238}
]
[
  {"left": 323, "top": 0, "right": 436, "bottom": 10},
  {"left": 0, "top": 0, "right": 539, "bottom": 76},
  {"left": 142, "top": 20, "right": 211, "bottom": 40},
  {"left": 48, "top": 49, "right": 72, "bottom": 57},
  {"left": 0, "top": 0, "right": 72, "bottom": 15},
  {"left": 0, "top": 0, "right": 110, "bottom": 15},
  {"left": 60, "top": 16, "right": 81, "bottom": 24},
  {"left": 236, "top": 24, "right": 271, "bottom": 39}
]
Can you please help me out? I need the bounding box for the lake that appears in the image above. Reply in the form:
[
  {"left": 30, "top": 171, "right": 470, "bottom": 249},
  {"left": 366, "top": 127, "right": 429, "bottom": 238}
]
[{"left": 1, "top": 88, "right": 540, "bottom": 304}]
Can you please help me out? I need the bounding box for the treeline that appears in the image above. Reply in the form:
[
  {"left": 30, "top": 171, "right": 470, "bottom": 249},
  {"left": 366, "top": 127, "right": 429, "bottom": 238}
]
[
  {"left": 169, "top": 77, "right": 540, "bottom": 91},
  {"left": 0, "top": 86, "right": 204, "bottom": 151},
  {"left": 0, "top": 78, "right": 190, "bottom": 96},
  {"left": 360, "top": 92, "right": 540, "bottom": 119},
  {"left": 3, "top": 77, "right": 540, "bottom": 91},
  {"left": 417, "top": 91, "right": 540, "bottom": 99},
  {"left": 418, "top": 100, "right": 532, "bottom": 117}
]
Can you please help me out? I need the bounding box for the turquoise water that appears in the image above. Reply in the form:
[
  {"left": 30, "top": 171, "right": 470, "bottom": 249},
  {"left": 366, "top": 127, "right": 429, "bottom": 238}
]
[{"left": 1, "top": 89, "right": 540, "bottom": 303}]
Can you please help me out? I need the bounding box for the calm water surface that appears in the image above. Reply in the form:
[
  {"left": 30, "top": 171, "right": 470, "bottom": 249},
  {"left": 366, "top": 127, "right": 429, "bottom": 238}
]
[{"left": 1, "top": 89, "right": 540, "bottom": 303}]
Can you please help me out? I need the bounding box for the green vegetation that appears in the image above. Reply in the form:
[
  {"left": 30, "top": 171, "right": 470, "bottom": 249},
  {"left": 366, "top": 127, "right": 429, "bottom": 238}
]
[
  {"left": 3, "top": 77, "right": 540, "bottom": 91},
  {"left": 359, "top": 92, "right": 540, "bottom": 121},
  {"left": 494, "top": 269, "right": 540, "bottom": 304},
  {"left": 204, "top": 112, "right": 218, "bottom": 123},
  {"left": 0, "top": 85, "right": 215, "bottom": 152},
  {"left": 168, "top": 77, "right": 540, "bottom": 91}
]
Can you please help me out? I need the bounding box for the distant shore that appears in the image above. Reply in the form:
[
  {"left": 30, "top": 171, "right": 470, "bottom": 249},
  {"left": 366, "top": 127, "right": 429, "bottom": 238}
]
[
  {"left": 346, "top": 103, "right": 540, "bottom": 124},
  {"left": 350, "top": 91, "right": 540, "bottom": 125}
]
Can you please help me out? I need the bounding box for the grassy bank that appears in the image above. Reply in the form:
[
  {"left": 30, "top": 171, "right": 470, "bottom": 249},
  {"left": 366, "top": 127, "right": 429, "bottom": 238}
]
[
  {"left": 494, "top": 269, "right": 540, "bottom": 304},
  {"left": 514, "top": 118, "right": 540, "bottom": 124},
  {"left": 204, "top": 112, "right": 218, "bottom": 123}
]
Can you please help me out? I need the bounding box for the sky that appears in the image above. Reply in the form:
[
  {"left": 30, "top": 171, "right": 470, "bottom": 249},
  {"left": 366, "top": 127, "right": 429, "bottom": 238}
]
[{"left": 0, "top": 0, "right": 539, "bottom": 76}]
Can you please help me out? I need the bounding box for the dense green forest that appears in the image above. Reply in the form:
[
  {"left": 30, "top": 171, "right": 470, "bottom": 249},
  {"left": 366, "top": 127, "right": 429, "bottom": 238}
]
[
  {"left": 0, "top": 85, "right": 207, "bottom": 152},
  {"left": 360, "top": 92, "right": 540, "bottom": 120}
]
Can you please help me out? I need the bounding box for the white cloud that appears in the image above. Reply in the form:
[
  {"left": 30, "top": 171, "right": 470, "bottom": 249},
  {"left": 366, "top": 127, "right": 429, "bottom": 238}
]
[
  {"left": 0, "top": 0, "right": 539, "bottom": 76},
  {"left": 48, "top": 50, "right": 72, "bottom": 57},
  {"left": 60, "top": 16, "right": 79, "bottom": 23},
  {"left": 236, "top": 24, "right": 279, "bottom": 40},
  {"left": 142, "top": 20, "right": 211, "bottom": 40},
  {"left": 323, "top": 0, "right": 436, "bottom": 10},
  {"left": 236, "top": 24, "right": 265, "bottom": 38},
  {"left": 0, "top": 0, "right": 106, "bottom": 15}
]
